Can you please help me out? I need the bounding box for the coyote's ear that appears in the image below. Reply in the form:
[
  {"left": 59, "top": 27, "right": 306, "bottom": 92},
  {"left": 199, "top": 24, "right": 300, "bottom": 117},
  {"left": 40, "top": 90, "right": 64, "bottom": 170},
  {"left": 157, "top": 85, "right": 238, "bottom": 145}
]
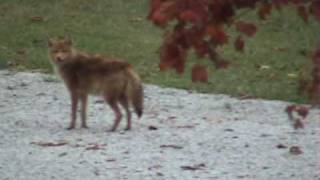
[{"left": 64, "top": 35, "right": 72, "bottom": 46}]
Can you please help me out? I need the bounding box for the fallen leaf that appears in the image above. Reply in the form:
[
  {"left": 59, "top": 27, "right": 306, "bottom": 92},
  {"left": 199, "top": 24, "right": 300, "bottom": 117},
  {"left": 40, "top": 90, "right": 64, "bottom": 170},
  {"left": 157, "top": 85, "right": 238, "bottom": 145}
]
[
  {"left": 160, "top": 145, "right": 183, "bottom": 149},
  {"left": 181, "top": 163, "right": 206, "bottom": 171},
  {"left": 289, "top": 146, "right": 303, "bottom": 155},
  {"left": 168, "top": 116, "right": 176, "bottom": 120},
  {"left": 148, "top": 165, "right": 162, "bottom": 170},
  {"left": 176, "top": 125, "right": 195, "bottom": 129},
  {"left": 148, "top": 125, "right": 158, "bottom": 130},
  {"left": 94, "top": 169, "right": 100, "bottom": 176},
  {"left": 156, "top": 172, "right": 164, "bottom": 176},
  {"left": 31, "top": 140, "right": 68, "bottom": 147},
  {"left": 58, "top": 152, "right": 68, "bottom": 157},
  {"left": 86, "top": 143, "right": 106, "bottom": 150},
  {"left": 276, "top": 144, "right": 288, "bottom": 149},
  {"left": 106, "top": 159, "right": 116, "bottom": 162},
  {"left": 224, "top": 128, "right": 234, "bottom": 132}
]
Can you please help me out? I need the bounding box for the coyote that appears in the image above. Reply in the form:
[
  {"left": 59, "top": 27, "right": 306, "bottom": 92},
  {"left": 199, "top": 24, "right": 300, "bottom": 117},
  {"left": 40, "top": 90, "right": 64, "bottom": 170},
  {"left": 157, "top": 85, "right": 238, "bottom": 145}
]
[{"left": 48, "top": 36, "right": 143, "bottom": 131}]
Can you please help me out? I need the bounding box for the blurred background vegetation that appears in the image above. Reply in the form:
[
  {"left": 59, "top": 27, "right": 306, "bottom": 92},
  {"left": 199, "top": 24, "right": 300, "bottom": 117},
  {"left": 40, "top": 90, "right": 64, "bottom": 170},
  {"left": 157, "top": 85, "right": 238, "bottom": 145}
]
[{"left": 0, "top": 0, "right": 319, "bottom": 103}]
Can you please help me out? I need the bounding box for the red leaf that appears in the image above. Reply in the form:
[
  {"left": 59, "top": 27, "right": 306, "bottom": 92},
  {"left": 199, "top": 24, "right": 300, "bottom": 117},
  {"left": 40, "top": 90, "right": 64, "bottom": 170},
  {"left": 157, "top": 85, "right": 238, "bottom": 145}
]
[
  {"left": 179, "top": 10, "right": 201, "bottom": 23},
  {"left": 191, "top": 64, "right": 208, "bottom": 83},
  {"left": 258, "top": 3, "right": 272, "bottom": 20},
  {"left": 193, "top": 40, "right": 210, "bottom": 58},
  {"left": 234, "top": 35, "right": 245, "bottom": 52},
  {"left": 174, "top": 25, "right": 190, "bottom": 48},
  {"left": 209, "top": 2, "right": 235, "bottom": 23},
  {"left": 159, "top": 34, "right": 187, "bottom": 73},
  {"left": 205, "top": 25, "right": 228, "bottom": 45},
  {"left": 148, "top": 1, "right": 176, "bottom": 27},
  {"left": 235, "top": 21, "right": 257, "bottom": 37},
  {"left": 297, "top": 5, "right": 309, "bottom": 23}
]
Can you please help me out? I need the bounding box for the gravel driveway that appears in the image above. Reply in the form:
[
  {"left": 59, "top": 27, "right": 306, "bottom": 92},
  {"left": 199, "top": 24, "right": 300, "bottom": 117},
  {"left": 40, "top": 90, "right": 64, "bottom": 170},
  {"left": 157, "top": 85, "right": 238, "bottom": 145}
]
[{"left": 0, "top": 70, "right": 319, "bottom": 180}]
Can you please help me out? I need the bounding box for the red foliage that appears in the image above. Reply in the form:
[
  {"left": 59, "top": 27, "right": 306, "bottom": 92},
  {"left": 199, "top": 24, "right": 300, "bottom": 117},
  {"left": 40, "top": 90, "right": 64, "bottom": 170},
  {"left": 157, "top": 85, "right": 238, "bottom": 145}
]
[
  {"left": 159, "top": 32, "right": 187, "bottom": 73},
  {"left": 191, "top": 64, "right": 208, "bottom": 83},
  {"left": 148, "top": 0, "right": 176, "bottom": 27},
  {"left": 148, "top": 0, "right": 320, "bottom": 91},
  {"left": 206, "top": 25, "right": 229, "bottom": 45}
]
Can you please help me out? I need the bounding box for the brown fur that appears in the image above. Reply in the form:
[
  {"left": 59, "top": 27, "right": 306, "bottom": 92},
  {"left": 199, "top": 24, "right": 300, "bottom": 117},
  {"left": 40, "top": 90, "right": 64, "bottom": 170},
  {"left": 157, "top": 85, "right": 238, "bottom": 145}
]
[{"left": 48, "top": 36, "right": 143, "bottom": 131}]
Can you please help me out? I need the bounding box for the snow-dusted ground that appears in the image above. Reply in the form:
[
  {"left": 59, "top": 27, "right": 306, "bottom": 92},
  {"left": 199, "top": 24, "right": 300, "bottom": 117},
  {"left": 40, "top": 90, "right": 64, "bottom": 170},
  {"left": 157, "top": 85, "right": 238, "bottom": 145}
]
[{"left": 0, "top": 70, "right": 319, "bottom": 180}]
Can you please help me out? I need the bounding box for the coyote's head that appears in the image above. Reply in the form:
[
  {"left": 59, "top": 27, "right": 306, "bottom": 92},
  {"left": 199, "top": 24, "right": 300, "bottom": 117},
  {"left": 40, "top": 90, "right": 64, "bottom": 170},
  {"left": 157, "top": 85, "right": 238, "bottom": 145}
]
[{"left": 48, "top": 36, "right": 75, "bottom": 66}]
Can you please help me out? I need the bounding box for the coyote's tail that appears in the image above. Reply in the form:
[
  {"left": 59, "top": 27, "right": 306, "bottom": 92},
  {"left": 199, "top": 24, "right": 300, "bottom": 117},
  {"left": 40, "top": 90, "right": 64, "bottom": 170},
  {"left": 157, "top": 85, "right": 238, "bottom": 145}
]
[{"left": 126, "top": 69, "right": 143, "bottom": 118}]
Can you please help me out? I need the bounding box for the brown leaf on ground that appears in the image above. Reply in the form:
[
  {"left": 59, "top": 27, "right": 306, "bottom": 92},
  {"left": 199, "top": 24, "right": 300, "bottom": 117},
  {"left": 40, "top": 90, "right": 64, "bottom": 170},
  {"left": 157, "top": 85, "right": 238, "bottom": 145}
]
[
  {"left": 289, "top": 146, "right": 303, "bottom": 155},
  {"left": 181, "top": 163, "right": 206, "bottom": 171},
  {"left": 148, "top": 125, "right": 158, "bottom": 130},
  {"left": 276, "top": 144, "right": 288, "bottom": 149},
  {"left": 31, "top": 140, "right": 68, "bottom": 147},
  {"left": 160, "top": 144, "right": 183, "bottom": 149},
  {"left": 85, "top": 143, "right": 106, "bottom": 150},
  {"left": 175, "top": 125, "right": 195, "bottom": 129}
]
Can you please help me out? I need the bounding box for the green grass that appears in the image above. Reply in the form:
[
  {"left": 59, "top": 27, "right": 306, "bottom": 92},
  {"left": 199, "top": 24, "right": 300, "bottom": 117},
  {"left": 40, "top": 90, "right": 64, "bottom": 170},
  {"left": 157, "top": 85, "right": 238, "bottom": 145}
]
[{"left": 0, "top": 0, "right": 319, "bottom": 103}]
